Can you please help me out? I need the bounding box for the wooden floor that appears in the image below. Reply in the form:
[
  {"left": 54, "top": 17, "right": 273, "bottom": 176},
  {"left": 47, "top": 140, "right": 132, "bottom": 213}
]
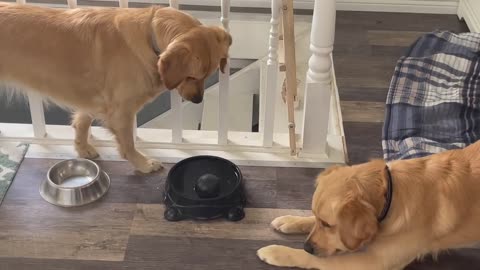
[{"left": 0, "top": 11, "right": 475, "bottom": 270}]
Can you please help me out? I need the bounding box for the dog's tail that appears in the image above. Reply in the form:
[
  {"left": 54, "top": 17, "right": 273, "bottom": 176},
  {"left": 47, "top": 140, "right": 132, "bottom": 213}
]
[
  {"left": 0, "top": 82, "right": 28, "bottom": 107},
  {"left": 0, "top": 82, "right": 69, "bottom": 111}
]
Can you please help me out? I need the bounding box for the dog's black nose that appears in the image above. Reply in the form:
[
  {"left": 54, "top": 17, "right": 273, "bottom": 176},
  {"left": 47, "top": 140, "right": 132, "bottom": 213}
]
[
  {"left": 191, "top": 95, "right": 203, "bottom": 104},
  {"left": 304, "top": 242, "right": 314, "bottom": 254}
]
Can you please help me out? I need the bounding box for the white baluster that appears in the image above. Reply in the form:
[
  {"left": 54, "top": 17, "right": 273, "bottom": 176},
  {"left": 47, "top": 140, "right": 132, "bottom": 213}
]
[
  {"left": 301, "top": 0, "right": 336, "bottom": 155},
  {"left": 218, "top": 0, "right": 230, "bottom": 145},
  {"left": 27, "top": 93, "right": 47, "bottom": 138},
  {"left": 169, "top": 0, "right": 179, "bottom": 9},
  {"left": 118, "top": 0, "right": 128, "bottom": 8},
  {"left": 15, "top": 0, "right": 47, "bottom": 138},
  {"left": 168, "top": 0, "right": 183, "bottom": 143},
  {"left": 117, "top": 0, "right": 136, "bottom": 142},
  {"left": 67, "top": 0, "right": 77, "bottom": 8},
  {"left": 170, "top": 93, "right": 183, "bottom": 143},
  {"left": 261, "top": 0, "right": 280, "bottom": 147}
]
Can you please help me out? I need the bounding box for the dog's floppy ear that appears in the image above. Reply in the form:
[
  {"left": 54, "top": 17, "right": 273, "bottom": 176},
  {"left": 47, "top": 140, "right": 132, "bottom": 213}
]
[
  {"left": 211, "top": 26, "right": 232, "bottom": 74},
  {"left": 220, "top": 58, "right": 228, "bottom": 74},
  {"left": 315, "top": 165, "right": 342, "bottom": 186},
  {"left": 338, "top": 198, "right": 379, "bottom": 251},
  {"left": 213, "top": 26, "right": 232, "bottom": 46},
  {"left": 158, "top": 43, "right": 191, "bottom": 90}
]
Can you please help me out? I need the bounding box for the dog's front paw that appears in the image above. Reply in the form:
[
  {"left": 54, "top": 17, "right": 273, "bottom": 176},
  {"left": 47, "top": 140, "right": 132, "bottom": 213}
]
[
  {"left": 271, "top": 215, "right": 302, "bottom": 234},
  {"left": 257, "top": 245, "right": 305, "bottom": 268},
  {"left": 271, "top": 215, "right": 313, "bottom": 234},
  {"left": 76, "top": 143, "right": 100, "bottom": 159},
  {"left": 136, "top": 159, "right": 163, "bottom": 173}
]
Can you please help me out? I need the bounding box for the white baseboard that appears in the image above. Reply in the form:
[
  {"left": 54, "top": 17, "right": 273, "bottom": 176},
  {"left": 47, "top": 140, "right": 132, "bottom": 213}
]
[
  {"left": 149, "top": 0, "right": 459, "bottom": 14},
  {"left": 458, "top": 0, "right": 480, "bottom": 32},
  {"left": 336, "top": 0, "right": 458, "bottom": 14}
]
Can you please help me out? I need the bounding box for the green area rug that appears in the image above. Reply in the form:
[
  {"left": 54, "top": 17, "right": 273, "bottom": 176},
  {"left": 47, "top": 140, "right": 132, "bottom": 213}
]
[{"left": 0, "top": 142, "right": 29, "bottom": 205}]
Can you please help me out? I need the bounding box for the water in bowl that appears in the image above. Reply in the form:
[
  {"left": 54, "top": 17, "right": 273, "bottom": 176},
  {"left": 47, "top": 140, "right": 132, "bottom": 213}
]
[{"left": 59, "top": 175, "right": 94, "bottom": 188}]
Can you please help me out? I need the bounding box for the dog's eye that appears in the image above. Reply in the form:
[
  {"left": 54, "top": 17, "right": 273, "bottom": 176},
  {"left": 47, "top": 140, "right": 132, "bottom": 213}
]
[
  {"left": 320, "top": 220, "right": 332, "bottom": 228},
  {"left": 186, "top": 77, "right": 196, "bottom": 81}
]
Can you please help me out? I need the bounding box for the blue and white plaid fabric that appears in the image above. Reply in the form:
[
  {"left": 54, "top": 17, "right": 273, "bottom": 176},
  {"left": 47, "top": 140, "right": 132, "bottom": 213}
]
[{"left": 382, "top": 31, "right": 480, "bottom": 161}]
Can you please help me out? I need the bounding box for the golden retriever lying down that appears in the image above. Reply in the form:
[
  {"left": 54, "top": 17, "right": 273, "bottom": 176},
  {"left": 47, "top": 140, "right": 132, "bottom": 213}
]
[
  {"left": 258, "top": 140, "right": 480, "bottom": 270},
  {"left": 0, "top": 3, "right": 231, "bottom": 173}
]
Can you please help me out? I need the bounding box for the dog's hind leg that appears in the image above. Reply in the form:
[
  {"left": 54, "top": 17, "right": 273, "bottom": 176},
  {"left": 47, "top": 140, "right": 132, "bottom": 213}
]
[
  {"left": 271, "top": 215, "right": 315, "bottom": 234},
  {"left": 72, "top": 112, "right": 99, "bottom": 159}
]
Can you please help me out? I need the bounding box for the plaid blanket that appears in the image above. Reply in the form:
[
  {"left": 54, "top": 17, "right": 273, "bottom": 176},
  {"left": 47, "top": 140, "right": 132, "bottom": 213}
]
[{"left": 382, "top": 31, "right": 480, "bottom": 161}]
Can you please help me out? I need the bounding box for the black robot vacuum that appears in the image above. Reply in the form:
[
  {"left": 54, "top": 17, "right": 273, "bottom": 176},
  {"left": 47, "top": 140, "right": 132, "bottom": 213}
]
[{"left": 164, "top": 155, "right": 246, "bottom": 222}]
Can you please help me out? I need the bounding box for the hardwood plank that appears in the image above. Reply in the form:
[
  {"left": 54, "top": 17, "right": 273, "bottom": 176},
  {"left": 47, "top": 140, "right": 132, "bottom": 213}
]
[
  {"left": 367, "top": 30, "right": 425, "bottom": 47},
  {"left": 275, "top": 167, "right": 319, "bottom": 210},
  {"left": 1, "top": 247, "right": 478, "bottom": 270},
  {"left": 341, "top": 101, "right": 385, "bottom": 123},
  {"left": 334, "top": 55, "right": 399, "bottom": 89},
  {"left": 339, "top": 87, "right": 388, "bottom": 102},
  {"left": 344, "top": 122, "right": 384, "bottom": 165},
  {"left": 125, "top": 235, "right": 301, "bottom": 270},
  {"left": 244, "top": 178, "right": 277, "bottom": 208},
  {"left": 371, "top": 45, "right": 408, "bottom": 57},
  {"left": 0, "top": 258, "right": 124, "bottom": 270},
  {"left": 276, "top": 167, "right": 320, "bottom": 180},
  {"left": 333, "top": 25, "right": 372, "bottom": 56},
  {"left": 239, "top": 166, "right": 277, "bottom": 181},
  {"left": 0, "top": 203, "right": 135, "bottom": 261},
  {"left": 336, "top": 11, "right": 469, "bottom": 33},
  {"left": 130, "top": 204, "right": 310, "bottom": 241}
]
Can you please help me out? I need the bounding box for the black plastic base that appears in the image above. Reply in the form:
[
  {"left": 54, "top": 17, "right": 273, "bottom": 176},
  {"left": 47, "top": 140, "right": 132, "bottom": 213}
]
[
  {"left": 163, "top": 205, "right": 246, "bottom": 222},
  {"left": 163, "top": 155, "right": 246, "bottom": 222}
]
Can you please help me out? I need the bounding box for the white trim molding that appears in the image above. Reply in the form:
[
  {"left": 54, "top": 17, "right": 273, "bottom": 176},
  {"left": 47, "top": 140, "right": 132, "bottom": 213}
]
[
  {"left": 458, "top": 0, "right": 480, "bottom": 32},
  {"left": 336, "top": 0, "right": 458, "bottom": 14},
  {"left": 149, "top": 0, "right": 459, "bottom": 14}
]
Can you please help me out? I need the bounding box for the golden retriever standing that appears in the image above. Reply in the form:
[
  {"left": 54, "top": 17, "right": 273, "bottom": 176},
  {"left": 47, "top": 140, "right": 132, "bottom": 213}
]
[
  {"left": 258, "top": 140, "right": 480, "bottom": 269},
  {"left": 0, "top": 3, "right": 231, "bottom": 173}
]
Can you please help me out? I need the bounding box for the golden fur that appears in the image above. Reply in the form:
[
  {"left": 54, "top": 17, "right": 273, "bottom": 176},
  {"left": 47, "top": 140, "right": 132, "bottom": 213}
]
[
  {"left": 258, "top": 140, "right": 480, "bottom": 270},
  {"left": 0, "top": 3, "right": 231, "bottom": 173}
]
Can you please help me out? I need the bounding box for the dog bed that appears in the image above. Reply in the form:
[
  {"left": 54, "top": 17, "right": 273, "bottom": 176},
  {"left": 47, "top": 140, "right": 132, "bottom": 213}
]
[{"left": 382, "top": 31, "right": 480, "bottom": 162}]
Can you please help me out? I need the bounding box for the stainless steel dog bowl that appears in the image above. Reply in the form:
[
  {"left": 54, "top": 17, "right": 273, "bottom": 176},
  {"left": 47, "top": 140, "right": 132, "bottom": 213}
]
[{"left": 39, "top": 159, "right": 110, "bottom": 207}]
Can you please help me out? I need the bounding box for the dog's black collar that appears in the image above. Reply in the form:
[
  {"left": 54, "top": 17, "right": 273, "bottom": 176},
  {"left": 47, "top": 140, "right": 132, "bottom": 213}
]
[
  {"left": 151, "top": 31, "right": 161, "bottom": 56},
  {"left": 378, "top": 165, "right": 393, "bottom": 222}
]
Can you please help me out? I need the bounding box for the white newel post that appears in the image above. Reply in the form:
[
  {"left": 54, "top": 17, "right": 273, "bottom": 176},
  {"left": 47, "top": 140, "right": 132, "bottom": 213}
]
[
  {"left": 301, "top": 0, "right": 335, "bottom": 155},
  {"left": 218, "top": 0, "right": 231, "bottom": 145},
  {"left": 169, "top": 0, "right": 183, "bottom": 143},
  {"left": 16, "top": 0, "right": 47, "bottom": 138},
  {"left": 262, "top": 0, "right": 281, "bottom": 147}
]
